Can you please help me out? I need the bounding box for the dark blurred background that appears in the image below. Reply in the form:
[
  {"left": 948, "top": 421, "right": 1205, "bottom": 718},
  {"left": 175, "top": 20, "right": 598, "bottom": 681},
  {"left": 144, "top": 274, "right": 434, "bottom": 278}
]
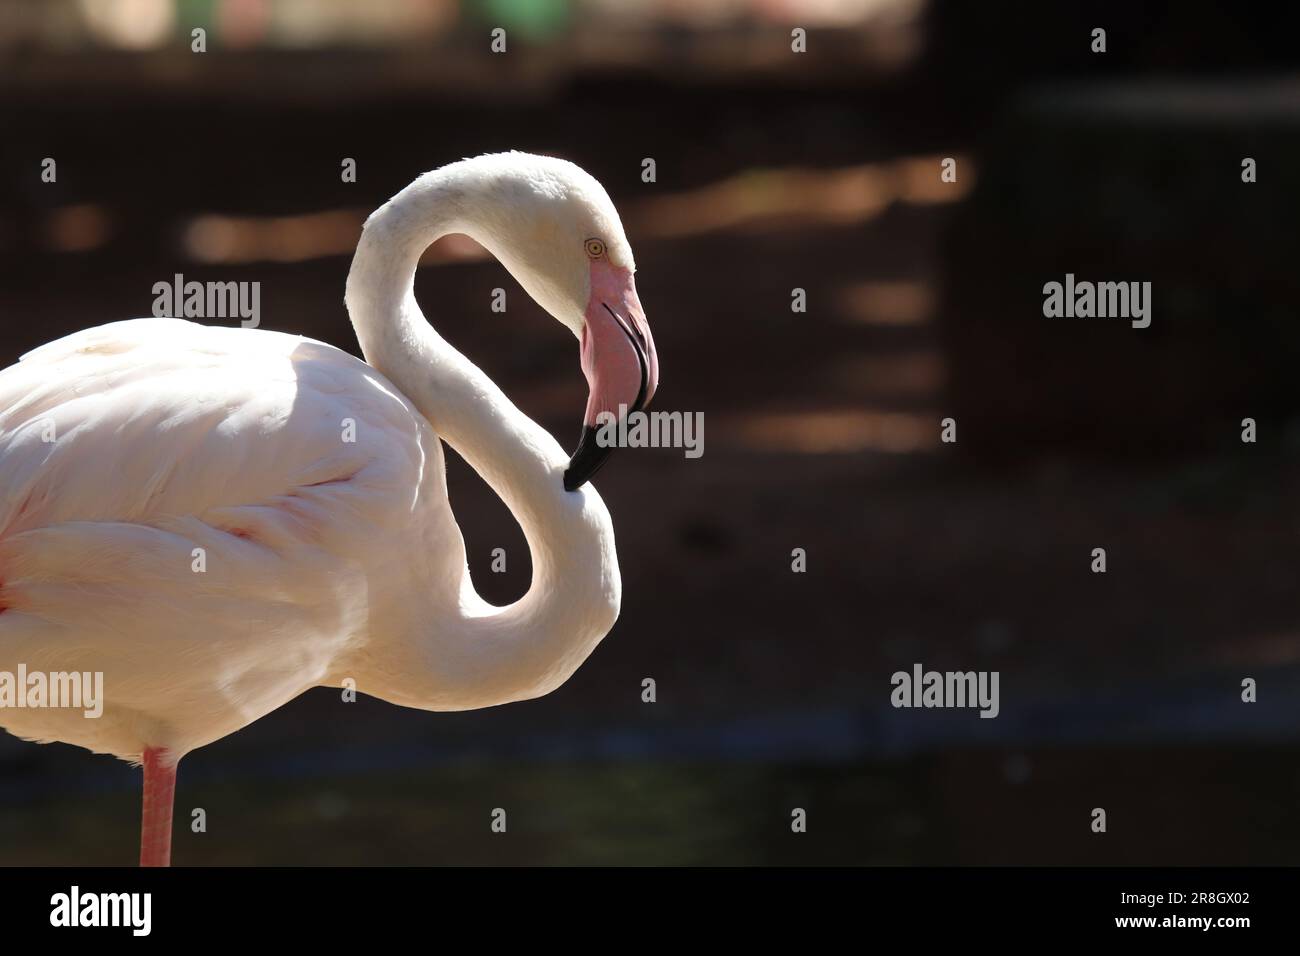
[{"left": 2, "top": 0, "right": 1299, "bottom": 865}]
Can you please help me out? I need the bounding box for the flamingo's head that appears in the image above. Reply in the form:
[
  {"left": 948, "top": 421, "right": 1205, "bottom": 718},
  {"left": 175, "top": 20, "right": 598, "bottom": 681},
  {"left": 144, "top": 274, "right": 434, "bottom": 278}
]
[
  {"left": 454, "top": 152, "right": 659, "bottom": 491},
  {"left": 563, "top": 233, "right": 659, "bottom": 492}
]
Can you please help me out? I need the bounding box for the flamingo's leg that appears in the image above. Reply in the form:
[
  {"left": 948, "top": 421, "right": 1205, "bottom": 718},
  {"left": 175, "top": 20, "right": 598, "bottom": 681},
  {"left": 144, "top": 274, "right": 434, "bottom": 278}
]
[{"left": 140, "top": 746, "right": 178, "bottom": 867}]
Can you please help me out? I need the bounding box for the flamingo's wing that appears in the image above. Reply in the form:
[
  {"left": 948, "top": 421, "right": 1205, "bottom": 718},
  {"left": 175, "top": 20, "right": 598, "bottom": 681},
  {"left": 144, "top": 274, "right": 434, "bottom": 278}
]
[{"left": 0, "top": 318, "right": 448, "bottom": 760}]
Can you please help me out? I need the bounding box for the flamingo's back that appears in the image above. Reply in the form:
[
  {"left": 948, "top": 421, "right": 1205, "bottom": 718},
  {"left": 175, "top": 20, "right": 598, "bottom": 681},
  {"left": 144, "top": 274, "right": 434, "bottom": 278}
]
[{"left": 0, "top": 318, "right": 457, "bottom": 761}]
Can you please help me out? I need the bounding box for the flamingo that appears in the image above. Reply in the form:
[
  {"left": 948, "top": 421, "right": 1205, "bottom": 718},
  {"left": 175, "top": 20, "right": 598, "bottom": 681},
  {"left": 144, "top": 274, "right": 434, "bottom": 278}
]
[{"left": 0, "top": 152, "right": 659, "bottom": 866}]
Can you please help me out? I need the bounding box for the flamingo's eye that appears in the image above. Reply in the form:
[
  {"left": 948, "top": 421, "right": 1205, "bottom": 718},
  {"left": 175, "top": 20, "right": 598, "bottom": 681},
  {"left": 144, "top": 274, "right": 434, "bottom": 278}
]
[{"left": 585, "top": 238, "right": 606, "bottom": 259}]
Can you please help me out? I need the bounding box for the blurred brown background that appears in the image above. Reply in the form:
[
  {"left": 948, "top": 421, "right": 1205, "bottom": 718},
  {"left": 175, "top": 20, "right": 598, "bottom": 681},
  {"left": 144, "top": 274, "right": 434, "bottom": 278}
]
[{"left": 1, "top": 0, "right": 1299, "bottom": 865}]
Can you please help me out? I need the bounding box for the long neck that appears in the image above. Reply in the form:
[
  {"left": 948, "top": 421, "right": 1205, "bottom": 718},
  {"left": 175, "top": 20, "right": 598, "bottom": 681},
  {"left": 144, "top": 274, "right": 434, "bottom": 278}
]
[{"left": 343, "top": 170, "right": 620, "bottom": 710}]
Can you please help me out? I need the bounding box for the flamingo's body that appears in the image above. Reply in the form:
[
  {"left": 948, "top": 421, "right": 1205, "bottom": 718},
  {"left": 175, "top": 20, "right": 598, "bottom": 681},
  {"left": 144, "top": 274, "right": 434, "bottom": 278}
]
[{"left": 0, "top": 152, "right": 658, "bottom": 865}]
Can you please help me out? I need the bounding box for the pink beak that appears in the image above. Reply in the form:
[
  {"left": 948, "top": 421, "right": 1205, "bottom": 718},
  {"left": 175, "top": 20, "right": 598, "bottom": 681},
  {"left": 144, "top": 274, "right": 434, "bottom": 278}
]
[{"left": 564, "top": 260, "right": 659, "bottom": 491}]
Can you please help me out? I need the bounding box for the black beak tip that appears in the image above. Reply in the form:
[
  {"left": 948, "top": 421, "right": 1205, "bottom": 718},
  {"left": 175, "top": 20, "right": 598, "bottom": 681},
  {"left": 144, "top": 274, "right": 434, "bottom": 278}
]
[{"left": 563, "top": 424, "right": 613, "bottom": 492}]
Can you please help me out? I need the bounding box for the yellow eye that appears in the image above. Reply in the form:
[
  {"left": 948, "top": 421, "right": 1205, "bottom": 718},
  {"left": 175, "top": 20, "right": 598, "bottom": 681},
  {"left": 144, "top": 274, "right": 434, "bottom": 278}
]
[{"left": 585, "top": 238, "right": 606, "bottom": 259}]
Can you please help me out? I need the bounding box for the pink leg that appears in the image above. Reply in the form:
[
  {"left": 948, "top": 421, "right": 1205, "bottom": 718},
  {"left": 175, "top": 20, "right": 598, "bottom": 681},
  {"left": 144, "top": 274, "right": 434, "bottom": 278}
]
[{"left": 140, "top": 746, "right": 177, "bottom": 867}]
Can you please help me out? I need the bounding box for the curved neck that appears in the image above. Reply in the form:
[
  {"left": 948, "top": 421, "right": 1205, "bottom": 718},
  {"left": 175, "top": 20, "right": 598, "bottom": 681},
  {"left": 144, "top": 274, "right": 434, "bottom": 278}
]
[{"left": 344, "top": 170, "right": 620, "bottom": 709}]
